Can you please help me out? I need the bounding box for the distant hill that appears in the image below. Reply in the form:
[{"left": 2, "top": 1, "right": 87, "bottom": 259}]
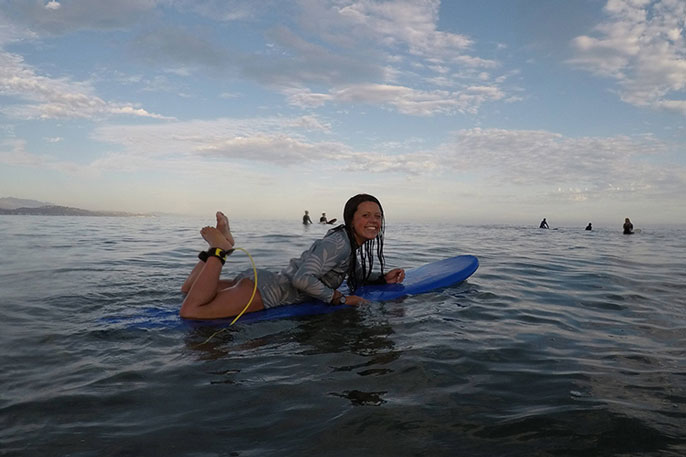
[
  {"left": 0, "top": 197, "right": 53, "bottom": 210},
  {"left": 0, "top": 201, "right": 146, "bottom": 217},
  {"left": 0, "top": 205, "right": 146, "bottom": 217}
]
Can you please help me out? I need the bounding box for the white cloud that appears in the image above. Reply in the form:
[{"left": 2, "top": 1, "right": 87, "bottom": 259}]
[
  {"left": 3, "top": 0, "right": 511, "bottom": 117},
  {"left": 2, "top": 0, "right": 161, "bottom": 34},
  {"left": 323, "top": 128, "right": 686, "bottom": 200},
  {"left": 285, "top": 83, "right": 506, "bottom": 115},
  {"left": 655, "top": 99, "right": 686, "bottom": 114},
  {"left": 569, "top": 0, "right": 686, "bottom": 112},
  {"left": 258, "top": 0, "right": 509, "bottom": 114},
  {"left": 0, "top": 14, "right": 37, "bottom": 45},
  {"left": 91, "top": 115, "right": 338, "bottom": 161},
  {"left": 336, "top": 0, "right": 473, "bottom": 59},
  {"left": 339, "top": 150, "right": 439, "bottom": 175},
  {"left": 85, "top": 119, "right": 686, "bottom": 202},
  {"left": 0, "top": 50, "right": 171, "bottom": 120},
  {"left": 168, "top": 0, "right": 265, "bottom": 22},
  {"left": 292, "top": 114, "right": 332, "bottom": 132},
  {"left": 195, "top": 135, "right": 347, "bottom": 165},
  {"left": 0, "top": 138, "right": 40, "bottom": 166},
  {"left": 0, "top": 136, "right": 106, "bottom": 178},
  {"left": 4, "top": 111, "right": 685, "bottom": 219}
]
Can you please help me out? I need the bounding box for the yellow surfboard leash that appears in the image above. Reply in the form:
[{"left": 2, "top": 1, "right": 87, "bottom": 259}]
[{"left": 195, "top": 246, "right": 257, "bottom": 347}]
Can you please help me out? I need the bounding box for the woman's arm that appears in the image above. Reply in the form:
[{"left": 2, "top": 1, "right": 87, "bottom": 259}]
[
  {"left": 384, "top": 268, "right": 405, "bottom": 284},
  {"left": 363, "top": 268, "right": 405, "bottom": 285},
  {"left": 333, "top": 267, "right": 404, "bottom": 307},
  {"left": 290, "top": 232, "right": 350, "bottom": 303}
]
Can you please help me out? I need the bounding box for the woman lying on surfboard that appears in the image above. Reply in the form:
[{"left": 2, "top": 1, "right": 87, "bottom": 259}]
[{"left": 180, "top": 194, "right": 405, "bottom": 320}]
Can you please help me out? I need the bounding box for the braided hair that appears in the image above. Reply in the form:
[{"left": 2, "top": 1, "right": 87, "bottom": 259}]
[{"left": 337, "top": 193, "right": 386, "bottom": 293}]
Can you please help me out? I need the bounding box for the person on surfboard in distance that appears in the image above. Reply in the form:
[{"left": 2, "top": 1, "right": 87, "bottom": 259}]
[
  {"left": 302, "top": 210, "right": 313, "bottom": 225},
  {"left": 539, "top": 218, "right": 549, "bottom": 229},
  {"left": 586, "top": 222, "right": 592, "bottom": 231},
  {"left": 180, "top": 194, "right": 405, "bottom": 319},
  {"left": 623, "top": 218, "right": 634, "bottom": 234},
  {"left": 320, "top": 212, "right": 338, "bottom": 225}
]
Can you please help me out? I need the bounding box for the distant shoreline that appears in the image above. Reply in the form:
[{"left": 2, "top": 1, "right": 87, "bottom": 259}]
[{"left": 0, "top": 205, "right": 148, "bottom": 217}]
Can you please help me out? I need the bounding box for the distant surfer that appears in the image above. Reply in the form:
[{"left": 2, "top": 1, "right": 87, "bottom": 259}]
[
  {"left": 319, "top": 212, "right": 338, "bottom": 225},
  {"left": 539, "top": 218, "right": 549, "bottom": 229},
  {"left": 180, "top": 194, "right": 405, "bottom": 319},
  {"left": 302, "top": 210, "right": 313, "bottom": 225},
  {"left": 585, "top": 222, "right": 592, "bottom": 231},
  {"left": 623, "top": 217, "right": 634, "bottom": 234}
]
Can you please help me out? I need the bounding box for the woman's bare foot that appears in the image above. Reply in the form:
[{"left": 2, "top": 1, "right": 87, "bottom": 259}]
[
  {"left": 216, "top": 211, "right": 235, "bottom": 246},
  {"left": 200, "top": 226, "right": 233, "bottom": 251}
]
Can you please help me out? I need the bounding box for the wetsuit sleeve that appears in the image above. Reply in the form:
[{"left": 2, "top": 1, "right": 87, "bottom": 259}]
[
  {"left": 363, "top": 272, "right": 387, "bottom": 285},
  {"left": 290, "top": 233, "right": 350, "bottom": 303}
]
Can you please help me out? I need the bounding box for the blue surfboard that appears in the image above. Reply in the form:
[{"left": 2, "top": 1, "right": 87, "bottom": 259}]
[{"left": 102, "top": 255, "right": 478, "bottom": 328}]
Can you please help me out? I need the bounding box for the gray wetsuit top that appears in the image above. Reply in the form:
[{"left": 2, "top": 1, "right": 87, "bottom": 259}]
[{"left": 236, "top": 228, "right": 380, "bottom": 308}]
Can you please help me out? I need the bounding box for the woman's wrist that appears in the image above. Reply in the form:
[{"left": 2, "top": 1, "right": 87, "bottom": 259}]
[{"left": 331, "top": 290, "right": 346, "bottom": 305}]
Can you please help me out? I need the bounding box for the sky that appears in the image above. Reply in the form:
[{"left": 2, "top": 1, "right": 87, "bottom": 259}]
[{"left": 0, "top": 0, "right": 684, "bottom": 225}]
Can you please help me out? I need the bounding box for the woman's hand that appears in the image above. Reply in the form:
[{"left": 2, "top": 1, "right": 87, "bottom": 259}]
[
  {"left": 344, "top": 295, "right": 368, "bottom": 306},
  {"left": 384, "top": 268, "right": 405, "bottom": 284}
]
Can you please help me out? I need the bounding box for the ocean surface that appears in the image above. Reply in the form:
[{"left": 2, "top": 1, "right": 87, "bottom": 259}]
[{"left": 1, "top": 215, "right": 684, "bottom": 457}]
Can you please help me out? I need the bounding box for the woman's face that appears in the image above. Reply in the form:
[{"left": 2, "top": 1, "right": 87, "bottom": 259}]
[{"left": 351, "top": 201, "right": 382, "bottom": 245}]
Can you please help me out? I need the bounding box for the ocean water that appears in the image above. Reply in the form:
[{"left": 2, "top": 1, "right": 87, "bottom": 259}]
[{"left": 1, "top": 215, "right": 684, "bottom": 457}]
